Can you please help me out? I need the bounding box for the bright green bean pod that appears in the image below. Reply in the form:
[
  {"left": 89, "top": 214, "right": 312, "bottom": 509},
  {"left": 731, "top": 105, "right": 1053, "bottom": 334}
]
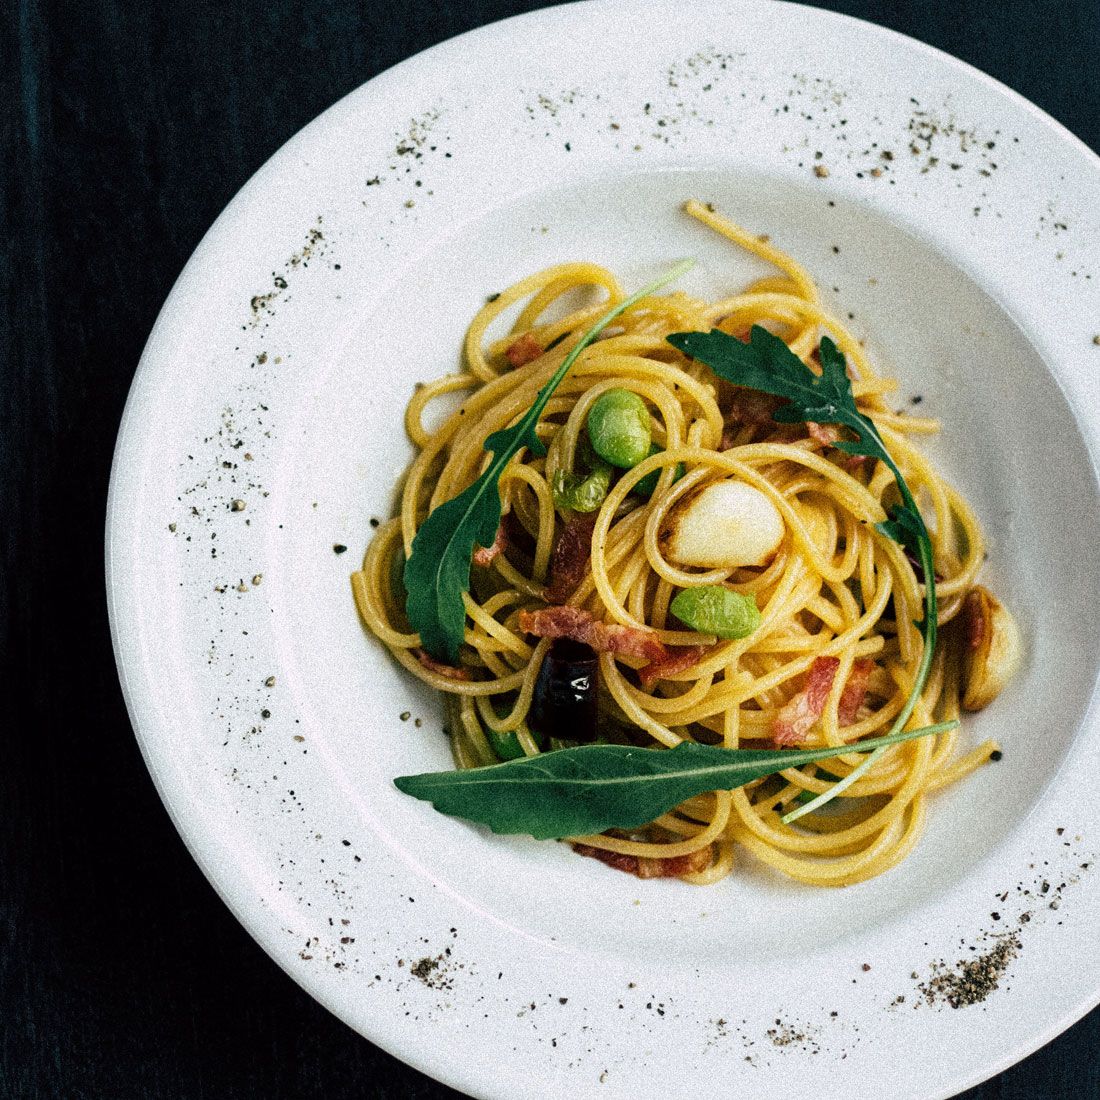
[
  {"left": 670, "top": 585, "right": 761, "bottom": 640},
  {"left": 551, "top": 463, "right": 612, "bottom": 512},
  {"left": 586, "top": 388, "right": 651, "bottom": 469}
]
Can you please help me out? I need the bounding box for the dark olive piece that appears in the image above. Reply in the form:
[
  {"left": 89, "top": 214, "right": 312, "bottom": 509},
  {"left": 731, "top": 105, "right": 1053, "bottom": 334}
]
[{"left": 528, "top": 639, "right": 598, "bottom": 743}]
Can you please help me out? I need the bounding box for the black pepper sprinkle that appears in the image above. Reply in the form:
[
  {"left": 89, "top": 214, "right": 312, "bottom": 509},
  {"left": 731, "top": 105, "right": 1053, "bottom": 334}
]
[
  {"left": 990, "top": 750, "right": 1003, "bottom": 761},
  {"left": 261, "top": 709, "right": 271, "bottom": 719},
  {"left": 333, "top": 544, "right": 348, "bottom": 554},
  {"left": 918, "top": 930, "right": 1021, "bottom": 1008}
]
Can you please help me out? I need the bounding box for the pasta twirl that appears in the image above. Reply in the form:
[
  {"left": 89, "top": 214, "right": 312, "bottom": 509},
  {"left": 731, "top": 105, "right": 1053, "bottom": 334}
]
[{"left": 353, "top": 200, "right": 1014, "bottom": 887}]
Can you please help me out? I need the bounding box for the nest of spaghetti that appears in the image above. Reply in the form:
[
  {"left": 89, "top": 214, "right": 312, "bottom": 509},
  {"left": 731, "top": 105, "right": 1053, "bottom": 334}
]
[{"left": 353, "top": 201, "right": 1020, "bottom": 887}]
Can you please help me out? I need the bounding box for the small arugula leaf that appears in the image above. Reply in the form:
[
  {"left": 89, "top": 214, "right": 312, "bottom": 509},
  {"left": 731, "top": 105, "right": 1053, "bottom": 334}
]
[
  {"left": 403, "top": 260, "right": 694, "bottom": 662},
  {"left": 394, "top": 721, "right": 957, "bottom": 839},
  {"left": 875, "top": 503, "right": 925, "bottom": 559},
  {"left": 404, "top": 483, "right": 502, "bottom": 661}
]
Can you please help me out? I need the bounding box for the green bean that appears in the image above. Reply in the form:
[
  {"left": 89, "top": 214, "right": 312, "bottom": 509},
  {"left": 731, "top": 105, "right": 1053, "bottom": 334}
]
[
  {"left": 586, "top": 388, "right": 651, "bottom": 469},
  {"left": 633, "top": 443, "right": 685, "bottom": 498},
  {"left": 670, "top": 585, "right": 761, "bottom": 640},
  {"left": 551, "top": 461, "right": 612, "bottom": 512}
]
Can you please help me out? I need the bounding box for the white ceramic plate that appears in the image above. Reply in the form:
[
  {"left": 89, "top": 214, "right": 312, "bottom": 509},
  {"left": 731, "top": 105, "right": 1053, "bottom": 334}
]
[{"left": 107, "top": 2, "right": 1100, "bottom": 1096}]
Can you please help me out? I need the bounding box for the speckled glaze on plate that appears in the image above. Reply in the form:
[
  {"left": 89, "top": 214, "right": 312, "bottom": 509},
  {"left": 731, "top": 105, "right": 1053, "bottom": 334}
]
[{"left": 107, "top": 2, "right": 1100, "bottom": 1097}]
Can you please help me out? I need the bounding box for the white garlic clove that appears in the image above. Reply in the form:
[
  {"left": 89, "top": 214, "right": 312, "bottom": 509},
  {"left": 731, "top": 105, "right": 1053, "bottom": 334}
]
[
  {"left": 667, "top": 480, "right": 785, "bottom": 569},
  {"left": 961, "top": 585, "right": 1023, "bottom": 711}
]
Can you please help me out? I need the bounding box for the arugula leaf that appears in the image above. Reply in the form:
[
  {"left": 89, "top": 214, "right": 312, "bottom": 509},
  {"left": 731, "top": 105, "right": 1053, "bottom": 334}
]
[
  {"left": 394, "top": 721, "right": 957, "bottom": 839},
  {"left": 665, "top": 325, "right": 939, "bottom": 824},
  {"left": 404, "top": 260, "right": 694, "bottom": 662}
]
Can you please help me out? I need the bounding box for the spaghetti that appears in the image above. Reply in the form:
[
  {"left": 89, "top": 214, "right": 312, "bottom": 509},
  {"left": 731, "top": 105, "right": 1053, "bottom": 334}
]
[{"left": 353, "top": 200, "right": 1017, "bottom": 887}]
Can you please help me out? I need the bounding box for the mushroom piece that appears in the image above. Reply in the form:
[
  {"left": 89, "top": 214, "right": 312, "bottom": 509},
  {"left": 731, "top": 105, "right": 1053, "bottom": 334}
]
[
  {"left": 666, "top": 480, "right": 785, "bottom": 570},
  {"left": 960, "top": 585, "right": 1022, "bottom": 711}
]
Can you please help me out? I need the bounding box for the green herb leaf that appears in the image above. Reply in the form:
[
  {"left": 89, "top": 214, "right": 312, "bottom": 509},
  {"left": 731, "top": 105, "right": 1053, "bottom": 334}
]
[
  {"left": 665, "top": 324, "right": 940, "bottom": 824},
  {"left": 404, "top": 260, "right": 694, "bottom": 662},
  {"left": 394, "top": 721, "right": 957, "bottom": 839}
]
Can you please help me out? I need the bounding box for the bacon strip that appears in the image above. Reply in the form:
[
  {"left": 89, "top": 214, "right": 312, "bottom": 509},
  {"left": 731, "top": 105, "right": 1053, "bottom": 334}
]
[
  {"left": 806, "top": 420, "right": 841, "bottom": 446},
  {"left": 472, "top": 525, "right": 507, "bottom": 567},
  {"left": 518, "top": 606, "right": 667, "bottom": 663},
  {"left": 718, "top": 385, "right": 784, "bottom": 448},
  {"left": 773, "top": 656, "right": 880, "bottom": 745},
  {"left": 805, "top": 420, "right": 868, "bottom": 471},
  {"left": 545, "top": 514, "right": 596, "bottom": 604},
  {"left": 964, "top": 588, "right": 986, "bottom": 651},
  {"left": 414, "top": 649, "right": 472, "bottom": 681},
  {"left": 773, "top": 656, "right": 840, "bottom": 746},
  {"left": 638, "top": 645, "right": 712, "bottom": 689},
  {"left": 572, "top": 842, "right": 711, "bottom": 879},
  {"left": 505, "top": 332, "right": 542, "bottom": 368},
  {"left": 838, "top": 658, "right": 875, "bottom": 725}
]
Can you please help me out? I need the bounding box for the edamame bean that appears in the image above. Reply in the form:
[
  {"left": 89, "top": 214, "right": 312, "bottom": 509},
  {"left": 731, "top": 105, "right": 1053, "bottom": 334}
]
[
  {"left": 551, "top": 455, "right": 613, "bottom": 512},
  {"left": 669, "top": 585, "right": 761, "bottom": 640},
  {"left": 586, "top": 388, "right": 651, "bottom": 469}
]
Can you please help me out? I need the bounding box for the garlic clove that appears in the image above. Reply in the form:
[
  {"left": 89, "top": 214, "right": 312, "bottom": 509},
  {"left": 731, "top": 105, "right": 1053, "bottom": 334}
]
[
  {"left": 961, "top": 585, "right": 1023, "bottom": 711},
  {"left": 667, "top": 480, "right": 785, "bottom": 569}
]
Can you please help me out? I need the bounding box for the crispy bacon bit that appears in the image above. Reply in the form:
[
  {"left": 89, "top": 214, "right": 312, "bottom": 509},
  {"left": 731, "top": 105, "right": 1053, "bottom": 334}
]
[
  {"left": 505, "top": 332, "right": 543, "bottom": 368},
  {"left": 472, "top": 525, "right": 507, "bottom": 567},
  {"left": 773, "top": 656, "right": 840, "bottom": 746},
  {"left": 805, "top": 421, "right": 868, "bottom": 471},
  {"left": 773, "top": 656, "right": 880, "bottom": 745},
  {"left": 838, "top": 658, "right": 875, "bottom": 724},
  {"left": 806, "top": 420, "right": 841, "bottom": 446},
  {"left": 518, "top": 606, "right": 667, "bottom": 663},
  {"left": 718, "top": 384, "right": 784, "bottom": 448},
  {"left": 572, "top": 842, "right": 712, "bottom": 879},
  {"left": 638, "top": 645, "right": 712, "bottom": 689},
  {"left": 720, "top": 384, "right": 783, "bottom": 427},
  {"left": 965, "top": 589, "right": 986, "bottom": 651},
  {"left": 413, "top": 649, "right": 472, "bottom": 681},
  {"left": 545, "top": 514, "right": 596, "bottom": 604}
]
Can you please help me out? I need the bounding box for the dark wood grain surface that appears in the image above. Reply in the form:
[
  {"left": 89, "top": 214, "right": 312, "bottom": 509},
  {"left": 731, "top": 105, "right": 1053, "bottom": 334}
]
[{"left": 4, "top": 1, "right": 1098, "bottom": 1096}]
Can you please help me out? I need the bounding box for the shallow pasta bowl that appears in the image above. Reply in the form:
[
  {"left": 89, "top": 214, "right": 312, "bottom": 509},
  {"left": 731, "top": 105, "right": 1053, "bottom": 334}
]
[{"left": 106, "top": 2, "right": 1100, "bottom": 1096}]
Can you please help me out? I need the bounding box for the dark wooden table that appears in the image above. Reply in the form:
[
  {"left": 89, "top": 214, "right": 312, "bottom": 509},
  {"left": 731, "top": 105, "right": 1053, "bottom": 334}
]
[{"left": 5, "top": 1, "right": 1098, "bottom": 1096}]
